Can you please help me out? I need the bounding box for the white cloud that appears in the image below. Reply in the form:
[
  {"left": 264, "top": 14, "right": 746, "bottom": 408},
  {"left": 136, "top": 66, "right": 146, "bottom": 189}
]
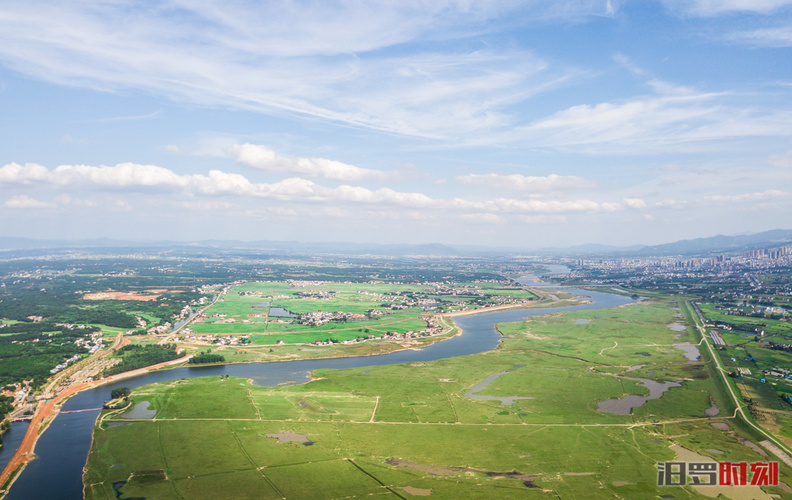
[
  {"left": 452, "top": 197, "right": 602, "bottom": 214},
  {"left": 0, "top": 161, "right": 648, "bottom": 218},
  {"left": 0, "top": 2, "right": 579, "bottom": 141},
  {"left": 655, "top": 199, "right": 688, "bottom": 208},
  {"left": 55, "top": 194, "right": 96, "bottom": 207},
  {"left": 622, "top": 197, "right": 646, "bottom": 208},
  {"left": 704, "top": 189, "right": 788, "bottom": 203},
  {"left": 768, "top": 151, "right": 792, "bottom": 167},
  {"left": 229, "top": 143, "right": 393, "bottom": 182},
  {"left": 4, "top": 195, "right": 55, "bottom": 209},
  {"left": 0, "top": 163, "right": 50, "bottom": 184},
  {"left": 461, "top": 212, "right": 504, "bottom": 223},
  {"left": 513, "top": 91, "right": 792, "bottom": 153},
  {"left": 662, "top": 0, "right": 792, "bottom": 16},
  {"left": 456, "top": 173, "right": 595, "bottom": 192},
  {"left": 728, "top": 24, "right": 792, "bottom": 47}
]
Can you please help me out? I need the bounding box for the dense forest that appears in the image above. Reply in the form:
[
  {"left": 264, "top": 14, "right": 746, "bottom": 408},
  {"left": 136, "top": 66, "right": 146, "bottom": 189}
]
[{"left": 0, "top": 324, "right": 97, "bottom": 388}]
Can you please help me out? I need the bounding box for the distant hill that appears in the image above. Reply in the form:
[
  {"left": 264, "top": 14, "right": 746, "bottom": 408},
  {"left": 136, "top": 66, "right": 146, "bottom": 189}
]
[
  {"left": 635, "top": 229, "right": 792, "bottom": 256},
  {"left": 1, "top": 229, "right": 791, "bottom": 257},
  {"left": 0, "top": 237, "right": 459, "bottom": 256}
]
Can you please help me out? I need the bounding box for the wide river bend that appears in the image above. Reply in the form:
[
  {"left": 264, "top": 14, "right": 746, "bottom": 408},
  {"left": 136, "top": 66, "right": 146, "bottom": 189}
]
[{"left": 2, "top": 268, "right": 634, "bottom": 499}]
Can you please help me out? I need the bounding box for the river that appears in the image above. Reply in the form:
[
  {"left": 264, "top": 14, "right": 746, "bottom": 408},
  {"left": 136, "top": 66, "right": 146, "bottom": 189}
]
[{"left": 2, "top": 266, "right": 635, "bottom": 499}]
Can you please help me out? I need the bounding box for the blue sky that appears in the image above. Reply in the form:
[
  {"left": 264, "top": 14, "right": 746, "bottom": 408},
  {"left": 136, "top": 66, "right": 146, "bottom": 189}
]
[{"left": 1, "top": 0, "right": 791, "bottom": 248}]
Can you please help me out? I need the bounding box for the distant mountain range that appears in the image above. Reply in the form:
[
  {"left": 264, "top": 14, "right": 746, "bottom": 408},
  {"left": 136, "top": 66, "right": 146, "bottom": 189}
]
[
  {"left": 0, "top": 237, "right": 461, "bottom": 256},
  {"left": 1, "top": 229, "right": 791, "bottom": 257},
  {"left": 535, "top": 229, "right": 792, "bottom": 257}
]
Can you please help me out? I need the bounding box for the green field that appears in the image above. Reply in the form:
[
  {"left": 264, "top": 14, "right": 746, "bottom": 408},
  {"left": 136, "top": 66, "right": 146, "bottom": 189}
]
[
  {"left": 188, "top": 280, "right": 537, "bottom": 345},
  {"left": 699, "top": 303, "right": 792, "bottom": 336},
  {"left": 84, "top": 298, "right": 792, "bottom": 499}
]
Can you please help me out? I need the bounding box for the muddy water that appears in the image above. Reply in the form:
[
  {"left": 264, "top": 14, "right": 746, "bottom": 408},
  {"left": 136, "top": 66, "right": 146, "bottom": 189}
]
[
  {"left": 464, "top": 369, "right": 532, "bottom": 406},
  {"left": 121, "top": 401, "right": 156, "bottom": 419},
  {"left": 598, "top": 377, "right": 681, "bottom": 415},
  {"left": 673, "top": 343, "right": 701, "bottom": 362}
]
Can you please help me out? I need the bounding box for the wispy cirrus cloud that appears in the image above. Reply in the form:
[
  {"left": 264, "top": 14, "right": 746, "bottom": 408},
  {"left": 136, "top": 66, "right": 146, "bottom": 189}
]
[
  {"left": 727, "top": 24, "right": 792, "bottom": 47},
  {"left": 661, "top": 0, "right": 792, "bottom": 16},
  {"left": 0, "top": 2, "right": 586, "bottom": 141},
  {"left": 511, "top": 90, "right": 792, "bottom": 153}
]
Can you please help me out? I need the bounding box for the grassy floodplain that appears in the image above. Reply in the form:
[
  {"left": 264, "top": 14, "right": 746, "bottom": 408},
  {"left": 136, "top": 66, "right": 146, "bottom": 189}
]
[{"left": 84, "top": 297, "right": 792, "bottom": 499}]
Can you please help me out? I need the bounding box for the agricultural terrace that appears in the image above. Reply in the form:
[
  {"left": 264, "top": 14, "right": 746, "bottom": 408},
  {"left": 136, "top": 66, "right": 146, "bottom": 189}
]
[
  {"left": 187, "top": 280, "right": 537, "bottom": 345},
  {"left": 85, "top": 298, "right": 792, "bottom": 499}
]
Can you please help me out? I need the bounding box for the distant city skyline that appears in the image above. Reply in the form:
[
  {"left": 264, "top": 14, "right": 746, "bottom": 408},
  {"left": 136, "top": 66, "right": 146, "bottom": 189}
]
[{"left": 1, "top": 1, "right": 791, "bottom": 247}]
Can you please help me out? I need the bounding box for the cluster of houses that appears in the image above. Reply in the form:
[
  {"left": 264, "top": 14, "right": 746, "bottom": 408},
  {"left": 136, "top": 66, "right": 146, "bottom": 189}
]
[
  {"left": 286, "top": 279, "right": 332, "bottom": 287},
  {"left": 175, "top": 333, "right": 250, "bottom": 346},
  {"left": 50, "top": 353, "right": 81, "bottom": 374},
  {"left": 715, "top": 303, "right": 790, "bottom": 319},
  {"left": 1, "top": 381, "right": 31, "bottom": 404},
  {"left": 75, "top": 334, "right": 103, "bottom": 353},
  {"left": 294, "top": 316, "right": 444, "bottom": 346},
  {"left": 300, "top": 310, "right": 367, "bottom": 326},
  {"left": 763, "top": 367, "right": 792, "bottom": 380},
  {"left": 146, "top": 322, "right": 172, "bottom": 335},
  {"left": 295, "top": 290, "right": 335, "bottom": 299}
]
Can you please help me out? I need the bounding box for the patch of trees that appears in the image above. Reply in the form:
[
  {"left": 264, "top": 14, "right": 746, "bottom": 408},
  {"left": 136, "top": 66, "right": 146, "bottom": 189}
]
[
  {"left": 110, "top": 387, "right": 131, "bottom": 399},
  {"left": 0, "top": 342, "right": 85, "bottom": 388},
  {"left": 103, "top": 344, "right": 179, "bottom": 377},
  {"left": 0, "top": 395, "right": 13, "bottom": 423},
  {"left": 189, "top": 353, "right": 225, "bottom": 364},
  {"left": 0, "top": 323, "right": 97, "bottom": 340}
]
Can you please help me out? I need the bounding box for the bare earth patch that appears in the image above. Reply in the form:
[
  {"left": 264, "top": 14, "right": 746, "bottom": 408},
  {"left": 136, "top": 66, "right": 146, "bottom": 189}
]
[
  {"left": 264, "top": 431, "right": 314, "bottom": 446},
  {"left": 710, "top": 422, "right": 729, "bottom": 430},
  {"left": 386, "top": 459, "right": 457, "bottom": 476},
  {"left": 734, "top": 436, "right": 768, "bottom": 457},
  {"left": 386, "top": 459, "right": 540, "bottom": 488},
  {"left": 672, "top": 445, "right": 774, "bottom": 500},
  {"left": 612, "top": 481, "right": 631, "bottom": 486},
  {"left": 400, "top": 486, "right": 432, "bottom": 496},
  {"left": 83, "top": 291, "right": 160, "bottom": 301},
  {"left": 758, "top": 440, "right": 792, "bottom": 468}
]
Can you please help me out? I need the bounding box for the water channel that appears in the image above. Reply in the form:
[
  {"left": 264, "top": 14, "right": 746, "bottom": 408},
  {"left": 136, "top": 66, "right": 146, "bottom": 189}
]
[{"left": 3, "top": 266, "right": 636, "bottom": 499}]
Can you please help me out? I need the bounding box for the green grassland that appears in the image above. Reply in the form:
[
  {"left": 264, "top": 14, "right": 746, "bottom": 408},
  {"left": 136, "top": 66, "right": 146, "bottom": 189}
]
[{"left": 84, "top": 298, "right": 792, "bottom": 499}]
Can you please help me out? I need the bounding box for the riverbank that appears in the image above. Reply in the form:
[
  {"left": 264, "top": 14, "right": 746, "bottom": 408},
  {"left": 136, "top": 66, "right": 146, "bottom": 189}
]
[
  {"left": 0, "top": 354, "right": 193, "bottom": 496},
  {"left": 444, "top": 297, "right": 588, "bottom": 318},
  {"left": 1, "top": 286, "right": 585, "bottom": 497}
]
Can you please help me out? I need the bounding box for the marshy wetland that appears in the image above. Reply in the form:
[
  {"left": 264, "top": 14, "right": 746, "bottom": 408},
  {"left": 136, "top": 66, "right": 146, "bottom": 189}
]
[{"left": 74, "top": 295, "right": 792, "bottom": 499}]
